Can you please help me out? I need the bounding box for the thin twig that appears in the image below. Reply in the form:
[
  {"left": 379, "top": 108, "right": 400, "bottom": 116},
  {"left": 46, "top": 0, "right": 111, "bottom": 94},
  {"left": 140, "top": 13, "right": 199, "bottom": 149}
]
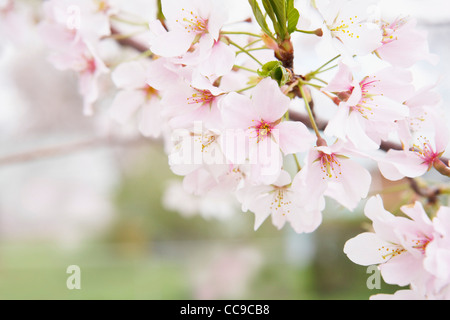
[{"left": 0, "top": 136, "right": 150, "bottom": 167}]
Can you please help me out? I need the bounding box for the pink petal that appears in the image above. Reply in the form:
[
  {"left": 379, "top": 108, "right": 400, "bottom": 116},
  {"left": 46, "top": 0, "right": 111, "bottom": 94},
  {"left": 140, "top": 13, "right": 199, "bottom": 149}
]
[
  {"left": 344, "top": 232, "right": 393, "bottom": 266},
  {"left": 277, "top": 121, "right": 314, "bottom": 155},
  {"left": 251, "top": 78, "right": 290, "bottom": 122}
]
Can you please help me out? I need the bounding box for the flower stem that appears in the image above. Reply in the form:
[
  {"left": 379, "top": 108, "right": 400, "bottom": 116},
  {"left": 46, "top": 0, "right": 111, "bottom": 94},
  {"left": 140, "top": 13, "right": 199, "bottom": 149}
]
[
  {"left": 233, "top": 65, "right": 258, "bottom": 73},
  {"left": 309, "top": 54, "right": 341, "bottom": 76},
  {"left": 221, "top": 31, "right": 262, "bottom": 38},
  {"left": 228, "top": 39, "right": 263, "bottom": 66},
  {"left": 236, "top": 85, "right": 257, "bottom": 93},
  {"left": 299, "top": 84, "right": 321, "bottom": 139}
]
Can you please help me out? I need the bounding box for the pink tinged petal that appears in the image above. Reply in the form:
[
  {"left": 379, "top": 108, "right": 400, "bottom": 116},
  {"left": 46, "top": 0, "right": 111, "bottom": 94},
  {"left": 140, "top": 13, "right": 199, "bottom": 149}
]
[
  {"left": 182, "top": 168, "right": 217, "bottom": 196},
  {"left": 433, "top": 117, "right": 450, "bottom": 152},
  {"left": 369, "top": 68, "right": 415, "bottom": 102},
  {"left": 248, "top": 137, "right": 283, "bottom": 185},
  {"left": 379, "top": 252, "right": 422, "bottom": 286},
  {"left": 110, "top": 90, "right": 146, "bottom": 124},
  {"left": 206, "top": 5, "right": 228, "bottom": 40},
  {"left": 346, "top": 111, "right": 380, "bottom": 150},
  {"left": 248, "top": 193, "right": 275, "bottom": 231},
  {"left": 333, "top": 23, "right": 382, "bottom": 56},
  {"left": 378, "top": 149, "right": 428, "bottom": 180},
  {"left": 364, "top": 196, "right": 403, "bottom": 244},
  {"left": 400, "top": 202, "right": 433, "bottom": 228},
  {"left": 78, "top": 72, "right": 99, "bottom": 116},
  {"left": 424, "top": 242, "right": 450, "bottom": 281},
  {"left": 324, "top": 62, "right": 354, "bottom": 93},
  {"left": 150, "top": 29, "right": 196, "bottom": 57},
  {"left": 199, "top": 41, "right": 235, "bottom": 78},
  {"left": 325, "top": 158, "right": 371, "bottom": 210},
  {"left": 273, "top": 170, "right": 292, "bottom": 187},
  {"left": 277, "top": 121, "right": 314, "bottom": 155},
  {"left": 364, "top": 95, "right": 409, "bottom": 122},
  {"left": 251, "top": 78, "right": 290, "bottom": 122},
  {"left": 221, "top": 92, "right": 255, "bottom": 129},
  {"left": 344, "top": 232, "right": 395, "bottom": 266},
  {"left": 292, "top": 159, "right": 328, "bottom": 207},
  {"left": 288, "top": 206, "right": 323, "bottom": 234},
  {"left": 377, "top": 19, "right": 439, "bottom": 68},
  {"left": 324, "top": 104, "right": 351, "bottom": 141},
  {"left": 139, "top": 101, "right": 163, "bottom": 138},
  {"left": 146, "top": 58, "right": 181, "bottom": 91},
  {"left": 433, "top": 206, "right": 450, "bottom": 237},
  {"left": 112, "top": 61, "right": 147, "bottom": 89}
]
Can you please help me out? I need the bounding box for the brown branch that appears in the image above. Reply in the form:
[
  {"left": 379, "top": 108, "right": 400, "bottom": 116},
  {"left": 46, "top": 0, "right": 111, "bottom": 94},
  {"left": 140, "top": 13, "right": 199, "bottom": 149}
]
[
  {"left": 110, "top": 27, "right": 150, "bottom": 53},
  {"left": 0, "top": 136, "right": 150, "bottom": 167},
  {"left": 408, "top": 178, "right": 441, "bottom": 205}
]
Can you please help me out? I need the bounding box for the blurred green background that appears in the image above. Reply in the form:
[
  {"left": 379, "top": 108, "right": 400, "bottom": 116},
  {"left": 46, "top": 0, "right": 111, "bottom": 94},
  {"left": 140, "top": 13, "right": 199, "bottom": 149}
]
[{"left": 0, "top": 144, "right": 401, "bottom": 300}]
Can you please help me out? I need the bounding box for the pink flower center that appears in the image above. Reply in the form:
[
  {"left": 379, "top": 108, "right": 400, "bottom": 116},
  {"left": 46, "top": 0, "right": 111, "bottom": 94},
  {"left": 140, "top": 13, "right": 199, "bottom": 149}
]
[
  {"left": 318, "top": 152, "right": 342, "bottom": 180},
  {"left": 412, "top": 136, "right": 439, "bottom": 167},
  {"left": 177, "top": 9, "right": 208, "bottom": 35},
  {"left": 412, "top": 236, "right": 432, "bottom": 255},
  {"left": 82, "top": 56, "right": 96, "bottom": 74},
  {"left": 381, "top": 18, "right": 407, "bottom": 45},
  {"left": 250, "top": 120, "right": 274, "bottom": 142},
  {"left": 352, "top": 76, "right": 380, "bottom": 118},
  {"left": 0, "top": 0, "right": 13, "bottom": 15},
  {"left": 143, "top": 85, "right": 159, "bottom": 101},
  {"left": 187, "top": 88, "right": 215, "bottom": 106}
]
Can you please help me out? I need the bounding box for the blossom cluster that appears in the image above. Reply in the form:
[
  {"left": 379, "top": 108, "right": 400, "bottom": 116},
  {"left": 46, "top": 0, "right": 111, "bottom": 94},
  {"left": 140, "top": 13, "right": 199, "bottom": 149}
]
[
  {"left": 345, "top": 196, "right": 450, "bottom": 300},
  {"left": 5, "top": 0, "right": 450, "bottom": 299}
]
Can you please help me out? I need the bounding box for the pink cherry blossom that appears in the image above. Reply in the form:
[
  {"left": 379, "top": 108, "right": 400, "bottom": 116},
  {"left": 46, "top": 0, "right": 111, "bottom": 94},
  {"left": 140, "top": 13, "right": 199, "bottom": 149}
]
[
  {"left": 237, "top": 170, "right": 322, "bottom": 233},
  {"left": 161, "top": 74, "right": 226, "bottom": 130},
  {"left": 48, "top": 40, "right": 109, "bottom": 115},
  {"left": 221, "top": 78, "right": 314, "bottom": 184},
  {"left": 316, "top": 0, "right": 382, "bottom": 57},
  {"left": 344, "top": 196, "right": 435, "bottom": 287},
  {"left": 292, "top": 140, "right": 371, "bottom": 212},
  {"left": 110, "top": 60, "right": 163, "bottom": 138},
  {"left": 325, "top": 64, "right": 414, "bottom": 150},
  {"left": 377, "top": 116, "right": 449, "bottom": 181},
  {"left": 397, "top": 84, "right": 443, "bottom": 144},
  {"left": 375, "top": 17, "right": 438, "bottom": 68},
  {"left": 149, "top": 0, "right": 227, "bottom": 58},
  {"left": 39, "top": 0, "right": 114, "bottom": 49}
]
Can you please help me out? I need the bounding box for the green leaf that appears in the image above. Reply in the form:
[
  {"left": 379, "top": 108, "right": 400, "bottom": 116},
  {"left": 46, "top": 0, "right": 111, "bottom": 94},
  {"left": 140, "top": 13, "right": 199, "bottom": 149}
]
[
  {"left": 257, "top": 61, "right": 290, "bottom": 86},
  {"left": 248, "top": 0, "right": 275, "bottom": 40},
  {"left": 286, "top": 0, "right": 300, "bottom": 34},
  {"left": 261, "top": 0, "right": 281, "bottom": 37},
  {"left": 262, "top": 0, "right": 288, "bottom": 40},
  {"left": 270, "top": 0, "right": 287, "bottom": 35}
]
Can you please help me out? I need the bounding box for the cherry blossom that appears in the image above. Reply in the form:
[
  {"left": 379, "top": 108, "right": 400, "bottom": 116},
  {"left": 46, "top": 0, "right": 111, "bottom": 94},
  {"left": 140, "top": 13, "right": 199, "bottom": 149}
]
[
  {"left": 149, "top": 0, "right": 227, "bottom": 58},
  {"left": 237, "top": 170, "right": 323, "bottom": 233},
  {"left": 110, "top": 60, "right": 163, "bottom": 137},
  {"left": 2, "top": 0, "right": 449, "bottom": 300},
  {"left": 292, "top": 140, "right": 372, "bottom": 212},
  {"left": 344, "top": 196, "right": 436, "bottom": 286},
  {"left": 375, "top": 17, "right": 439, "bottom": 68},
  {"left": 221, "top": 78, "right": 314, "bottom": 183},
  {"left": 47, "top": 39, "right": 109, "bottom": 115},
  {"left": 316, "top": 0, "right": 382, "bottom": 57},
  {"left": 325, "top": 63, "right": 414, "bottom": 150},
  {"left": 377, "top": 116, "right": 449, "bottom": 181}
]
